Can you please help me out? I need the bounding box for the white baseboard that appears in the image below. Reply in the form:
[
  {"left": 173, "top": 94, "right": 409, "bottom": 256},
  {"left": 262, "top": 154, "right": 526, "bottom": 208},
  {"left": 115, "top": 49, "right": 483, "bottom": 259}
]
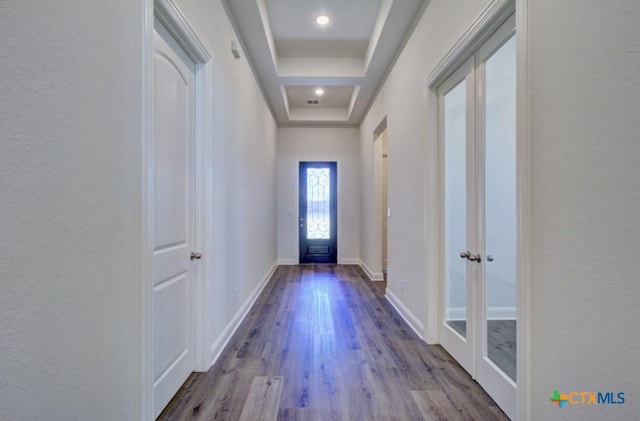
[
  {"left": 279, "top": 258, "right": 361, "bottom": 265},
  {"left": 385, "top": 288, "right": 425, "bottom": 340},
  {"left": 359, "top": 259, "right": 384, "bottom": 281},
  {"left": 209, "top": 261, "right": 278, "bottom": 366},
  {"left": 446, "top": 306, "right": 516, "bottom": 320},
  {"left": 487, "top": 306, "right": 516, "bottom": 320}
]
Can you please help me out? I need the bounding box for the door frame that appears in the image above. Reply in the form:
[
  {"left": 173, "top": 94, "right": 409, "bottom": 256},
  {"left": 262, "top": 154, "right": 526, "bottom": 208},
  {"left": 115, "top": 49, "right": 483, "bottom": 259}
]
[
  {"left": 142, "top": 1, "right": 212, "bottom": 419},
  {"left": 437, "top": 12, "right": 518, "bottom": 420},
  {"left": 425, "top": 0, "right": 529, "bottom": 419}
]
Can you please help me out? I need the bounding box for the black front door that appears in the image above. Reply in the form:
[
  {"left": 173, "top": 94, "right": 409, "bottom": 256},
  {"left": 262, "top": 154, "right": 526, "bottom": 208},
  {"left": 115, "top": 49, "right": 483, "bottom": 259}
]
[{"left": 299, "top": 162, "right": 337, "bottom": 264}]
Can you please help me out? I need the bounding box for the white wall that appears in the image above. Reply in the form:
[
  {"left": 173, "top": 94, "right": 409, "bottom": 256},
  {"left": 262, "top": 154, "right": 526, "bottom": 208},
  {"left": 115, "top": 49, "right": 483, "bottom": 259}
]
[
  {"left": 277, "top": 127, "right": 360, "bottom": 264},
  {"left": 361, "top": 0, "right": 640, "bottom": 419},
  {"left": 0, "top": 1, "right": 278, "bottom": 419},
  {"left": 528, "top": 0, "right": 640, "bottom": 419},
  {"left": 0, "top": 1, "right": 144, "bottom": 419},
  {"left": 173, "top": 0, "right": 278, "bottom": 367},
  {"left": 359, "top": 0, "right": 492, "bottom": 342}
]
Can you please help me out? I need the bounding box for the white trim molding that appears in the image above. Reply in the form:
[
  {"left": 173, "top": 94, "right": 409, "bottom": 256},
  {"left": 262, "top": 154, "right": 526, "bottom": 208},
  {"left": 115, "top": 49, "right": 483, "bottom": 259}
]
[
  {"left": 515, "top": 0, "right": 531, "bottom": 419},
  {"left": 340, "top": 258, "right": 360, "bottom": 265},
  {"left": 154, "top": 0, "right": 210, "bottom": 64},
  {"left": 446, "top": 307, "right": 516, "bottom": 321},
  {"left": 385, "top": 289, "right": 425, "bottom": 340},
  {"left": 277, "top": 258, "right": 297, "bottom": 265},
  {"left": 423, "top": 0, "right": 515, "bottom": 88},
  {"left": 209, "top": 262, "right": 278, "bottom": 366},
  {"left": 359, "top": 259, "right": 384, "bottom": 281}
]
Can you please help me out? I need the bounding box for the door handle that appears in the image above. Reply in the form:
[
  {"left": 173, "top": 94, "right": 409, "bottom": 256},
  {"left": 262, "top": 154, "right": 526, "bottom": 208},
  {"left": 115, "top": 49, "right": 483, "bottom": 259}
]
[
  {"left": 460, "top": 251, "right": 470, "bottom": 259},
  {"left": 486, "top": 255, "right": 494, "bottom": 262},
  {"left": 468, "top": 253, "right": 482, "bottom": 262},
  {"left": 190, "top": 252, "right": 202, "bottom": 261}
]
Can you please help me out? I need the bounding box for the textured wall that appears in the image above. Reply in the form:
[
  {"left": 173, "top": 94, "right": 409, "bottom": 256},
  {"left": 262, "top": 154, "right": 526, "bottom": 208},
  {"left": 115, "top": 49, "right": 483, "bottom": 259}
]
[
  {"left": 0, "top": 0, "right": 279, "bottom": 418},
  {"left": 277, "top": 127, "right": 360, "bottom": 264},
  {"left": 0, "top": 1, "right": 144, "bottom": 419},
  {"left": 528, "top": 0, "right": 640, "bottom": 419}
]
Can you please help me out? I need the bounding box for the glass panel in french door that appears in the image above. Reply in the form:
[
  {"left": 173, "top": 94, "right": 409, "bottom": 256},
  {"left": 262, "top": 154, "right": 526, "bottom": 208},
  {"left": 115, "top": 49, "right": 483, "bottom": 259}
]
[
  {"left": 484, "top": 34, "right": 517, "bottom": 381},
  {"left": 444, "top": 80, "right": 468, "bottom": 338}
]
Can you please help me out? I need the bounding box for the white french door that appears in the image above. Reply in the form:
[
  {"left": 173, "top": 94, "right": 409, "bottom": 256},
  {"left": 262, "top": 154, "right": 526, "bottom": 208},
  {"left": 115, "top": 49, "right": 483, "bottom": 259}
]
[{"left": 439, "top": 15, "right": 517, "bottom": 419}]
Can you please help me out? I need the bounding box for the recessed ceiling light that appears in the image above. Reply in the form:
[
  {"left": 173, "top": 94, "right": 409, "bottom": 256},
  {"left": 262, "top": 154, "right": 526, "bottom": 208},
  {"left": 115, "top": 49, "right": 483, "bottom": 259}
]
[
  {"left": 315, "top": 15, "right": 330, "bottom": 25},
  {"left": 315, "top": 88, "right": 325, "bottom": 96}
]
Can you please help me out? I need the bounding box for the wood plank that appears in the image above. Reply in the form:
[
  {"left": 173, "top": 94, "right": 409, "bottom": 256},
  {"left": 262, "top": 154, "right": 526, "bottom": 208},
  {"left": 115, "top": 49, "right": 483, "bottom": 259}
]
[
  {"left": 238, "top": 376, "right": 283, "bottom": 421},
  {"left": 411, "top": 389, "right": 465, "bottom": 421}
]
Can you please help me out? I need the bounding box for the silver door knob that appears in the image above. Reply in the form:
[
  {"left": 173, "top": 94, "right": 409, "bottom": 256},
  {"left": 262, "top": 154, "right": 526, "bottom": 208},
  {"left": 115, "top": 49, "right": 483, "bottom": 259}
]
[
  {"left": 190, "top": 252, "right": 202, "bottom": 261},
  {"left": 468, "top": 253, "right": 482, "bottom": 262},
  {"left": 460, "top": 251, "right": 470, "bottom": 259}
]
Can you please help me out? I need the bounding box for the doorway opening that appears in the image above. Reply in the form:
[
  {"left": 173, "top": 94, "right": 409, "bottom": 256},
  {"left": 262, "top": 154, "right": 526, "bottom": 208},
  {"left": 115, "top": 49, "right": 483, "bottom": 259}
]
[{"left": 374, "top": 129, "right": 389, "bottom": 280}]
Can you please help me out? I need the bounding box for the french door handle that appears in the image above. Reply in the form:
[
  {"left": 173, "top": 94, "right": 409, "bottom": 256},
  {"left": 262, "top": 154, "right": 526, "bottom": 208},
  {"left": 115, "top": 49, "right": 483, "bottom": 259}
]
[
  {"left": 486, "top": 255, "right": 494, "bottom": 262},
  {"left": 468, "top": 253, "right": 482, "bottom": 263},
  {"left": 460, "top": 251, "right": 470, "bottom": 259},
  {"left": 190, "top": 252, "right": 202, "bottom": 261}
]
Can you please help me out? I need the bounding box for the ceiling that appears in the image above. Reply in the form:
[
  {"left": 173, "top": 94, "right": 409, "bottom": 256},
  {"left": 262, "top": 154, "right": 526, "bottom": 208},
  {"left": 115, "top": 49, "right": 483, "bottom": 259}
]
[{"left": 222, "top": 0, "right": 428, "bottom": 127}]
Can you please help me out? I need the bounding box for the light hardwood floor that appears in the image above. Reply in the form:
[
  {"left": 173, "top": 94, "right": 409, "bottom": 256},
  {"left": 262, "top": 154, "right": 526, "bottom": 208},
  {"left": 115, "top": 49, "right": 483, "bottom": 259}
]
[{"left": 159, "top": 265, "right": 509, "bottom": 420}]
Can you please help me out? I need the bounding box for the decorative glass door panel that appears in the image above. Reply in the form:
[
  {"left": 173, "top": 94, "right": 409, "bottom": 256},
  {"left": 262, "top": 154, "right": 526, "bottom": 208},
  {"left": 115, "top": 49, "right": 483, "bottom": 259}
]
[
  {"left": 299, "top": 162, "right": 337, "bottom": 264},
  {"left": 306, "top": 168, "right": 331, "bottom": 239}
]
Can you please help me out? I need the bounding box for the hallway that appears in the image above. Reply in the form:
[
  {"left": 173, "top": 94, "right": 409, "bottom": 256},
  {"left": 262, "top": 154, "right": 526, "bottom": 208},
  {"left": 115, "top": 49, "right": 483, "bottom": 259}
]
[
  {"left": 159, "top": 265, "right": 507, "bottom": 420},
  {"left": 3, "top": 1, "right": 640, "bottom": 419}
]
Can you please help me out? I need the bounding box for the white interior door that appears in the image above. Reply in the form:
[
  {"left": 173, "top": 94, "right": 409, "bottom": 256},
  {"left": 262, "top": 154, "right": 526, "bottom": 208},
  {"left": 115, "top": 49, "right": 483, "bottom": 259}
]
[
  {"left": 152, "top": 19, "right": 196, "bottom": 418},
  {"left": 476, "top": 19, "right": 517, "bottom": 418},
  {"left": 439, "top": 58, "right": 476, "bottom": 375},
  {"left": 439, "top": 15, "right": 517, "bottom": 420}
]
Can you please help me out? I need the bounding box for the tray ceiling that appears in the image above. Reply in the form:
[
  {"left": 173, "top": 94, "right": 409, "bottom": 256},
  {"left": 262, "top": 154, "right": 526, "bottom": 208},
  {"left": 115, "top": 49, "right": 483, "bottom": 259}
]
[{"left": 223, "top": 0, "right": 427, "bottom": 126}]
